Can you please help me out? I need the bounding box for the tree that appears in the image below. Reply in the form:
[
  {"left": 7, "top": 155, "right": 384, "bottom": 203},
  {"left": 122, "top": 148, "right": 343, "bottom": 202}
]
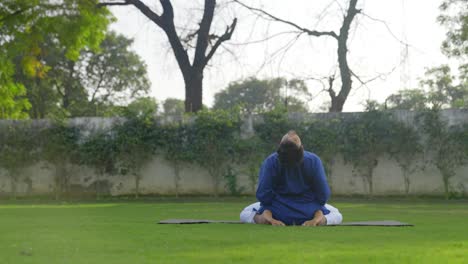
[
  {"left": 0, "top": 0, "right": 112, "bottom": 118},
  {"left": 413, "top": 0, "right": 468, "bottom": 111},
  {"left": 234, "top": 0, "right": 361, "bottom": 112},
  {"left": 254, "top": 106, "right": 297, "bottom": 152},
  {"left": 213, "top": 77, "right": 310, "bottom": 114},
  {"left": 13, "top": 31, "right": 151, "bottom": 118},
  {"left": 420, "top": 66, "right": 467, "bottom": 109},
  {"left": 384, "top": 89, "right": 428, "bottom": 110},
  {"left": 80, "top": 32, "right": 151, "bottom": 114},
  {"left": 124, "top": 97, "right": 158, "bottom": 120},
  {"left": 98, "top": 0, "right": 237, "bottom": 112},
  {"left": 385, "top": 67, "right": 467, "bottom": 111},
  {"left": 0, "top": 81, "right": 31, "bottom": 119},
  {"left": 162, "top": 98, "right": 185, "bottom": 117},
  {"left": 438, "top": 0, "right": 467, "bottom": 60}
]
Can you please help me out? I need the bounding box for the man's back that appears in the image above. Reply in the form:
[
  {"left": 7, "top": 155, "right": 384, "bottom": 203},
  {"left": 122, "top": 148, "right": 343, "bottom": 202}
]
[{"left": 256, "top": 150, "right": 331, "bottom": 225}]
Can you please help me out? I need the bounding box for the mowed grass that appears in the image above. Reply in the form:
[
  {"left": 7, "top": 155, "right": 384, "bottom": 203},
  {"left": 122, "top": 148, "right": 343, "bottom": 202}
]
[{"left": 0, "top": 198, "right": 467, "bottom": 263}]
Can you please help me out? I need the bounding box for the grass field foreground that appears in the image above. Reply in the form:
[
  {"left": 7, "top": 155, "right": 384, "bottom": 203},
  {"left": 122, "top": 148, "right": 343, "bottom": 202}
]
[{"left": 0, "top": 199, "right": 467, "bottom": 263}]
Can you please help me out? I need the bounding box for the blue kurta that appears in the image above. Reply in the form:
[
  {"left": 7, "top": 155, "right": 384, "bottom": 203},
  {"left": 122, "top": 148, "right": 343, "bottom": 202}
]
[{"left": 256, "top": 151, "right": 331, "bottom": 225}]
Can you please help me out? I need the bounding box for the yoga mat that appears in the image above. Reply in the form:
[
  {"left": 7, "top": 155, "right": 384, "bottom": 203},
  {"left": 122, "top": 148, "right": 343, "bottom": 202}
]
[{"left": 158, "top": 219, "right": 413, "bottom": 226}]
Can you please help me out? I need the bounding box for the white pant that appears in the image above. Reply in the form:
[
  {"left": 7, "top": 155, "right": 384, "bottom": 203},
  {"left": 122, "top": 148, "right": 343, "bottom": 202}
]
[{"left": 240, "top": 202, "right": 343, "bottom": 225}]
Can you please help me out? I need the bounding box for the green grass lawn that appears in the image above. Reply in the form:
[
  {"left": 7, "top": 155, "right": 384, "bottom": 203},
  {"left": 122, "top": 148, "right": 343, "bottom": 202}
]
[{"left": 0, "top": 198, "right": 467, "bottom": 263}]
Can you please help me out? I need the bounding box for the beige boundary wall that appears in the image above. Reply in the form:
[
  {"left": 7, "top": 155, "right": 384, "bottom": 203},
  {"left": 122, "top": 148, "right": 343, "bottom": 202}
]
[{"left": 0, "top": 109, "right": 467, "bottom": 197}]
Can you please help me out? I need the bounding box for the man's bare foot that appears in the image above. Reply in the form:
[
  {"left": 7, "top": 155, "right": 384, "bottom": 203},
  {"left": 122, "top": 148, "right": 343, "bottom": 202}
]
[
  {"left": 318, "top": 214, "right": 327, "bottom": 225},
  {"left": 302, "top": 211, "right": 327, "bottom": 226},
  {"left": 253, "top": 214, "right": 270, "bottom": 224},
  {"left": 254, "top": 214, "right": 286, "bottom": 226}
]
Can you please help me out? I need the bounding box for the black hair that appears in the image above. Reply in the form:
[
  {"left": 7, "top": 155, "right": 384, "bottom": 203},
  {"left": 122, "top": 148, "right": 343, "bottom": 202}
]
[{"left": 277, "top": 140, "right": 304, "bottom": 166}]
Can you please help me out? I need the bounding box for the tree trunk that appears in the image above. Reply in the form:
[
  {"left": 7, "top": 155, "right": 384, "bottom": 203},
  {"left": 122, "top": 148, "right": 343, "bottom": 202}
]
[
  {"left": 329, "top": 0, "right": 359, "bottom": 112},
  {"left": 184, "top": 71, "right": 203, "bottom": 112},
  {"left": 96, "top": 173, "right": 101, "bottom": 200},
  {"left": 443, "top": 174, "right": 450, "bottom": 200},
  {"left": 248, "top": 166, "right": 258, "bottom": 195},
  {"left": 329, "top": 94, "right": 346, "bottom": 112},
  {"left": 214, "top": 177, "right": 219, "bottom": 197},
  {"left": 173, "top": 163, "right": 180, "bottom": 198},
  {"left": 64, "top": 169, "right": 70, "bottom": 200},
  {"left": 210, "top": 169, "right": 219, "bottom": 197},
  {"left": 135, "top": 174, "right": 141, "bottom": 199},
  {"left": 366, "top": 166, "right": 373, "bottom": 199},
  {"left": 63, "top": 61, "right": 75, "bottom": 110},
  {"left": 331, "top": 35, "right": 352, "bottom": 112},
  {"left": 10, "top": 176, "right": 17, "bottom": 200},
  {"left": 55, "top": 166, "right": 60, "bottom": 201},
  {"left": 134, "top": 174, "right": 140, "bottom": 199},
  {"left": 403, "top": 169, "right": 410, "bottom": 196},
  {"left": 99, "top": 0, "right": 236, "bottom": 114},
  {"left": 324, "top": 158, "right": 334, "bottom": 192}
]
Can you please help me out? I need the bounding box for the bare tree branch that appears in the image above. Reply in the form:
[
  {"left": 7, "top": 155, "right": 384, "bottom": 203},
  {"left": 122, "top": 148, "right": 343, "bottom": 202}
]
[
  {"left": 361, "top": 12, "right": 412, "bottom": 47},
  {"left": 351, "top": 65, "right": 398, "bottom": 88},
  {"left": 233, "top": 0, "right": 338, "bottom": 39},
  {"left": 312, "top": 1, "right": 339, "bottom": 28},
  {"left": 204, "top": 18, "right": 237, "bottom": 66},
  {"left": 333, "top": 0, "right": 346, "bottom": 16},
  {"left": 233, "top": 0, "right": 362, "bottom": 112},
  {"left": 227, "top": 30, "right": 302, "bottom": 46},
  {"left": 97, "top": 1, "right": 130, "bottom": 7},
  {"left": 254, "top": 32, "right": 304, "bottom": 75}
]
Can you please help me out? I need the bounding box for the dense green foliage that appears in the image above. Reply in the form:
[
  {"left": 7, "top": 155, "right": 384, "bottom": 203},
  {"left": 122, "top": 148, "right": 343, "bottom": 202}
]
[
  {"left": 160, "top": 123, "right": 192, "bottom": 197},
  {"left": 387, "top": 121, "right": 423, "bottom": 195},
  {"left": 0, "top": 0, "right": 113, "bottom": 118},
  {"left": 190, "top": 109, "right": 241, "bottom": 196},
  {"left": 113, "top": 118, "right": 160, "bottom": 198},
  {"left": 340, "top": 111, "right": 397, "bottom": 197},
  {"left": 39, "top": 123, "right": 80, "bottom": 200},
  {"left": 416, "top": 110, "right": 468, "bottom": 199},
  {"left": 0, "top": 122, "right": 39, "bottom": 199},
  {"left": 13, "top": 31, "right": 150, "bottom": 118},
  {"left": 162, "top": 98, "right": 185, "bottom": 117},
  {"left": 214, "top": 77, "right": 311, "bottom": 114},
  {"left": 234, "top": 135, "right": 268, "bottom": 193},
  {"left": 78, "top": 131, "right": 118, "bottom": 199},
  {"left": 300, "top": 119, "right": 341, "bottom": 189},
  {"left": 0, "top": 200, "right": 467, "bottom": 263},
  {"left": 438, "top": 0, "right": 467, "bottom": 59}
]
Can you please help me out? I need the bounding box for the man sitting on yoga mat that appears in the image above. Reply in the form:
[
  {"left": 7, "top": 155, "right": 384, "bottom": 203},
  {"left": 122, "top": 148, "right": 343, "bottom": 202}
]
[{"left": 240, "top": 130, "right": 342, "bottom": 226}]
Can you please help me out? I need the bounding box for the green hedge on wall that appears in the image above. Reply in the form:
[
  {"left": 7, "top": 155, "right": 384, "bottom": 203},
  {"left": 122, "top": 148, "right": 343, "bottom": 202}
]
[{"left": 0, "top": 108, "right": 467, "bottom": 199}]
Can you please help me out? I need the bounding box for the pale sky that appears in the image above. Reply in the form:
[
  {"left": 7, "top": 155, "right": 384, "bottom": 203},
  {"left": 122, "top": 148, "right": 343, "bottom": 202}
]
[{"left": 108, "top": 0, "right": 449, "bottom": 112}]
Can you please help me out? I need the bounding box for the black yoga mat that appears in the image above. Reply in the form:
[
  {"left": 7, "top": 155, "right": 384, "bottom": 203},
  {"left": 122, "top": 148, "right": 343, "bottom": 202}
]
[{"left": 158, "top": 219, "right": 413, "bottom": 226}]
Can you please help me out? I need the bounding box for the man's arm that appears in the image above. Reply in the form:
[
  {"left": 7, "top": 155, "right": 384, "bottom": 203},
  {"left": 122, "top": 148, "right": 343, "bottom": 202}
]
[
  {"left": 256, "top": 158, "right": 276, "bottom": 206},
  {"left": 311, "top": 156, "right": 331, "bottom": 205},
  {"left": 255, "top": 157, "right": 285, "bottom": 226}
]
